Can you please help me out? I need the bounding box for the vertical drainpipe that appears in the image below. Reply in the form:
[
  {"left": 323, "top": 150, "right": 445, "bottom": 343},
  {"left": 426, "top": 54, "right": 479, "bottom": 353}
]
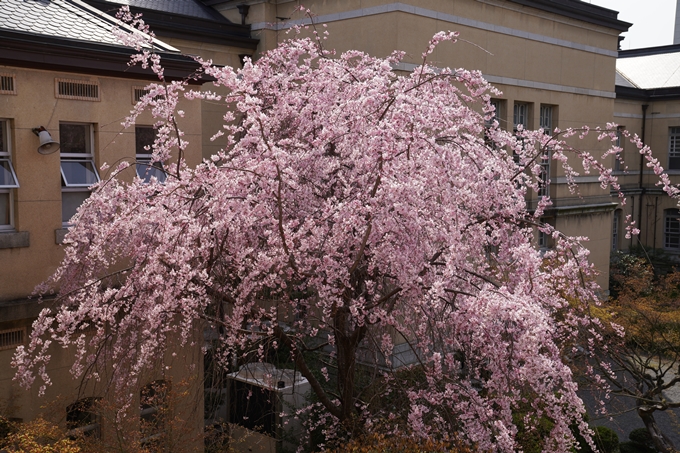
[
  {"left": 638, "top": 104, "right": 649, "bottom": 244},
  {"left": 653, "top": 196, "right": 659, "bottom": 249}
]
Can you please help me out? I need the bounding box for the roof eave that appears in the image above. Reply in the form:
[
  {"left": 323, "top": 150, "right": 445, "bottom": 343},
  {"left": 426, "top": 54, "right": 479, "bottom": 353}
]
[
  {"left": 0, "top": 29, "right": 204, "bottom": 83},
  {"left": 82, "top": 0, "right": 259, "bottom": 50},
  {"left": 507, "top": 0, "right": 631, "bottom": 32},
  {"left": 615, "top": 85, "right": 680, "bottom": 101}
]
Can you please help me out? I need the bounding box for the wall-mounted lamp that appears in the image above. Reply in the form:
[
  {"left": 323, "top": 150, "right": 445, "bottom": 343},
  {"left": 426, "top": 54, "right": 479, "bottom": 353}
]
[{"left": 31, "top": 126, "right": 60, "bottom": 155}]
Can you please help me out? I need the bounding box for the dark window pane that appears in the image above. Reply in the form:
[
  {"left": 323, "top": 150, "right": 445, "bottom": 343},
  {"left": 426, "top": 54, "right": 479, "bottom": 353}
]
[
  {"left": 0, "top": 192, "right": 9, "bottom": 225},
  {"left": 60, "top": 124, "right": 90, "bottom": 154},
  {"left": 62, "top": 191, "right": 90, "bottom": 223},
  {"left": 670, "top": 156, "right": 680, "bottom": 170},
  {"left": 136, "top": 126, "right": 156, "bottom": 155}
]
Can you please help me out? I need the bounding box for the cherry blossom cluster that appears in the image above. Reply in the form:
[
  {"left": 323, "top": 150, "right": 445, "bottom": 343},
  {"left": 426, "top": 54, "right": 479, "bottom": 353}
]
[{"left": 13, "top": 13, "right": 680, "bottom": 453}]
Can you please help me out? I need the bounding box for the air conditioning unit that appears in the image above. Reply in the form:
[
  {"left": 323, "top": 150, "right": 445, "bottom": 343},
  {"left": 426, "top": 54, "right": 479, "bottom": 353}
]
[{"left": 226, "top": 363, "right": 311, "bottom": 453}]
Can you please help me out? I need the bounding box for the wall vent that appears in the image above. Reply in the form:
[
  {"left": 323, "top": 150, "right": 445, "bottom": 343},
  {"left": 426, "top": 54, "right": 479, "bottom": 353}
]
[
  {"left": 0, "top": 74, "right": 16, "bottom": 95},
  {"left": 132, "top": 87, "right": 164, "bottom": 104},
  {"left": 56, "top": 78, "right": 100, "bottom": 101},
  {"left": 0, "top": 328, "right": 25, "bottom": 351}
]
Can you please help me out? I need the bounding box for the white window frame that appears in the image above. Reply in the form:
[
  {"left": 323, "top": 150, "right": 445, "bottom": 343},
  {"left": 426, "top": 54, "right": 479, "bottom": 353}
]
[
  {"left": 135, "top": 126, "right": 166, "bottom": 184},
  {"left": 0, "top": 119, "right": 18, "bottom": 231},
  {"left": 669, "top": 127, "right": 680, "bottom": 170},
  {"left": 538, "top": 149, "right": 550, "bottom": 198},
  {"left": 665, "top": 209, "right": 680, "bottom": 250},
  {"left": 60, "top": 122, "right": 99, "bottom": 226},
  {"left": 539, "top": 104, "right": 553, "bottom": 135},
  {"left": 513, "top": 102, "right": 530, "bottom": 132}
]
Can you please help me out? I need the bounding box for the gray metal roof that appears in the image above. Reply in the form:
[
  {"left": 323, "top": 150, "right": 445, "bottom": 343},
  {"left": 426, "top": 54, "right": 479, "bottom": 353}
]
[
  {"left": 615, "top": 70, "right": 637, "bottom": 89},
  {"left": 99, "top": 0, "right": 225, "bottom": 21},
  {"left": 0, "top": 0, "right": 178, "bottom": 51},
  {"left": 617, "top": 51, "right": 680, "bottom": 89}
]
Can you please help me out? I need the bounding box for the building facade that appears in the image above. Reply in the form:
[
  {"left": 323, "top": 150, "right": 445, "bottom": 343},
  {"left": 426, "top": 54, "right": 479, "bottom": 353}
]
[
  {"left": 1, "top": 0, "right": 653, "bottom": 451},
  {"left": 614, "top": 45, "right": 680, "bottom": 259},
  {"left": 211, "top": 0, "right": 630, "bottom": 290},
  {"left": 0, "top": 0, "right": 255, "bottom": 449}
]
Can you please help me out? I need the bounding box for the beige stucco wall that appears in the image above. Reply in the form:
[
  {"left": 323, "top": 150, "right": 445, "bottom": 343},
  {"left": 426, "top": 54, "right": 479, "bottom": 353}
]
[
  {"left": 0, "top": 64, "right": 204, "bottom": 442},
  {"left": 0, "top": 66, "right": 202, "bottom": 301}
]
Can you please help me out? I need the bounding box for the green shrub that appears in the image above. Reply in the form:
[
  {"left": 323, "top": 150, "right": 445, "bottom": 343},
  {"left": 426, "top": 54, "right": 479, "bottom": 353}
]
[
  {"left": 593, "top": 426, "right": 619, "bottom": 453},
  {"left": 573, "top": 425, "right": 619, "bottom": 453},
  {"left": 628, "top": 428, "right": 654, "bottom": 448}
]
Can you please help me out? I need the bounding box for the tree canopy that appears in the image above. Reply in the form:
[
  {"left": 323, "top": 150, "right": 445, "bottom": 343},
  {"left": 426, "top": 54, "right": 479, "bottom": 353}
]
[{"left": 12, "top": 15, "right": 679, "bottom": 452}]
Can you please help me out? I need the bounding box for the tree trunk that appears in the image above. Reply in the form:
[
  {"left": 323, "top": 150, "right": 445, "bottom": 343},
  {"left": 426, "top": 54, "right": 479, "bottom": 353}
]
[{"left": 638, "top": 406, "right": 678, "bottom": 453}]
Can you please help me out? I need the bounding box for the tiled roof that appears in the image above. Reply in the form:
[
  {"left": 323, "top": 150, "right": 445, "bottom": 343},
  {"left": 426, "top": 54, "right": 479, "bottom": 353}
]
[
  {"left": 0, "top": 0, "right": 178, "bottom": 51},
  {"left": 617, "top": 51, "right": 680, "bottom": 89},
  {"left": 99, "top": 0, "right": 226, "bottom": 22}
]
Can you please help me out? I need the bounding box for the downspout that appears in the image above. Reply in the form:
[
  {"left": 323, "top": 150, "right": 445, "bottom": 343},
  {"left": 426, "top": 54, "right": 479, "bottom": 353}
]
[
  {"left": 638, "top": 104, "right": 649, "bottom": 242},
  {"left": 653, "top": 196, "right": 659, "bottom": 250}
]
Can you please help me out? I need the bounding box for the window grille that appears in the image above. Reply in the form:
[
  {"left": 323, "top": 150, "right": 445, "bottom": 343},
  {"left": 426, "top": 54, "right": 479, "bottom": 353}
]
[
  {"left": 665, "top": 209, "right": 680, "bottom": 250},
  {"left": 540, "top": 105, "right": 553, "bottom": 134},
  {"left": 538, "top": 151, "right": 550, "bottom": 198},
  {"left": 0, "top": 74, "right": 16, "bottom": 95},
  {"left": 56, "top": 79, "right": 100, "bottom": 101},
  {"left": 0, "top": 328, "right": 25, "bottom": 350},
  {"left": 669, "top": 127, "right": 680, "bottom": 170},
  {"left": 513, "top": 102, "right": 529, "bottom": 131},
  {"left": 133, "top": 87, "right": 164, "bottom": 104}
]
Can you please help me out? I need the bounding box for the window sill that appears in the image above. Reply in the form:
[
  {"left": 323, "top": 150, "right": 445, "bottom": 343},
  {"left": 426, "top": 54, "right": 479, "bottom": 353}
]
[
  {"left": 0, "top": 230, "right": 29, "bottom": 249},
  {"left": 55, "top": 228, "right": 69, "bottom": 245}
]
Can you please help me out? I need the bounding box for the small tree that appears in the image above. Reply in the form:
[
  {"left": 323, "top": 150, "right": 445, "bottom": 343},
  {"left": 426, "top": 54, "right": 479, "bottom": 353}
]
[
  {"left": 592, "top": 256, "right": 680, "bottom": 453},
  {"left": 0, "top": 417, "right": 81, "bottom": 453},
  {"left": 13, "top": 10, "right": 679, "bottom": 452}
]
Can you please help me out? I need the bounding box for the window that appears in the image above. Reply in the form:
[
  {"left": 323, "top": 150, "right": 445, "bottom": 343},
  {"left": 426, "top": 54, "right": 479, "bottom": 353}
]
[
  {"left": 55, "top": 78, "right": 100, "bottom": 101},
  {"left": 513, "top": 102, "right": 531, "bottom": 132},
  {"left": 486, "top": 99, "right": 502, "bottom": 128},
  {"left": 229, "top": 379, "right": 276, "bottom": 436},
  {"left": 614, "top": 126, "right": 625, "bottom": 172},
  {"left": 539, "top": 105, "right": 553, "bottom": 134},
  {"left": 538, "top": 150, "right": 550, "bottom": 198},
  {"left": 0, "top": 327, "right": 25, "bottom": 351},
  {"left": 669, "top": 127, "right": 680, "bottom": 170},
  {"left": 0, "top": 120, "right": 18, "bottom": 230},
  {"left": 140, "top": 380, "right": 170, "bottom": 447},
  {"left": 0, "top": 74, "right": 16, "bottom": 95},
  {"left": 60, "top": 123, "right": 99, "bottom": 225},
  {"left": 665, "top": 209, "right": 680, "bottom": 250},
  {"left": 612, "top": 210, "right": 621, "bottom": 251},
  {"left": 485, "top": 99, "right": 504, "bottom": 148},
  {"left": 135, "top": 126, "right": 166, "bottom": 184},
  {"left": 66, "top": 397, "right": 100, "bottom": 438}
]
